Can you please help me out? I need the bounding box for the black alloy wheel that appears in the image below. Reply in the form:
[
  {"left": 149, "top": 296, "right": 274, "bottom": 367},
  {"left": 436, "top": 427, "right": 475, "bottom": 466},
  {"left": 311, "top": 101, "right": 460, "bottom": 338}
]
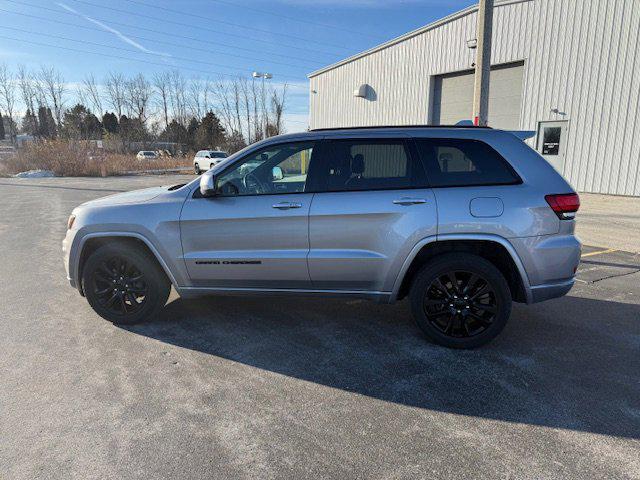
[
  {"left": 423, "top": 270, "right": 497, "bottom": 338},
  {"left": 82, "top": 244, "right": 171, "bottom": 325},
  {"left": 91, "top": 255, "right": 149, "bottom": 316},
  {"left": 409, "top": 253, "right": 511, "bottom": 349}
]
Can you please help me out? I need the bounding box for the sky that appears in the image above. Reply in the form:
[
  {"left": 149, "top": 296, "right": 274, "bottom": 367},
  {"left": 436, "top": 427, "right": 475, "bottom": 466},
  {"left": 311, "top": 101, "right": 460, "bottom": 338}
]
[{"left": 0, "top": 0, "right": 475, "bottom": 132}]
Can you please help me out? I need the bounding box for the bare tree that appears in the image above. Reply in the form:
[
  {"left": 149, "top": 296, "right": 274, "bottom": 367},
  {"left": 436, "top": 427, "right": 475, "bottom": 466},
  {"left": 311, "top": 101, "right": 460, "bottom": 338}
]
[
  {"left": 169, "top": 70, "right": 188, "bottom": 126},
  {"left": 81, "top": 74, "right": 103, "bottom": 114},
  {"left": 202, "top": 78, "right": 212, "bottom": 115},
  {"left": 39, "top": 65, "right": 66, "bottom": 125},
  {"left": 104, "top": 72, "right": 126, "bottom": 118},
  {"left": 16, "top": 65, "right": 38, "bottom": 133},
  {"left": 0, "top": 64, "right": 18, "bottom": 142},
  {"left": 153, "top": 71, "right": 171, "bottom": 129},
  {"left": 125, "top": 73, "right": 152, "bottom": 124},
  {"left": 188, "top": 77, "right": 204, "bottom": 120},
  {"left": 213, "top": 78, "right": 236, "bottom": 135},
  {"left": 238, "top": 78, "right": 252, "bottom": 143},
  {"left": 269, "top": 83, "right": 288, "bottom": 136},
  {"left": 232, "top": 79, "right": 244, "bottom": 141}
]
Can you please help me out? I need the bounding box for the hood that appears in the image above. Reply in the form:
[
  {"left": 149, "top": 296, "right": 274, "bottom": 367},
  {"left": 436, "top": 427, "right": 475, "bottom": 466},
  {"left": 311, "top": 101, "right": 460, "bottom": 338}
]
[{"left": 80, "top": 186, "right": 169, "bottom": 208}]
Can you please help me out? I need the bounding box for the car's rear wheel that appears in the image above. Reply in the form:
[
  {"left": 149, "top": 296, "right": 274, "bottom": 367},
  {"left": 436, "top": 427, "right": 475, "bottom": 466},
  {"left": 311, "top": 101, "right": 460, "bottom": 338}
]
[
  {"left": 194, "top": 162, "right": 200, "bottom": 174},
  {"left": 409, "top": 253, "right": 511, "bottom": 349},
  {"left": 82, "top": 243, "right": 171, "bottom": 325}
]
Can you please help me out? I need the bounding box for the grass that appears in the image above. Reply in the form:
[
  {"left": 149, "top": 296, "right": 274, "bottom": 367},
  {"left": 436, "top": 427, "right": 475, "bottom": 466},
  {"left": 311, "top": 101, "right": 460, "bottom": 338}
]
[{"left": 0, "top": 140, "right": 193, "bottom": 177}]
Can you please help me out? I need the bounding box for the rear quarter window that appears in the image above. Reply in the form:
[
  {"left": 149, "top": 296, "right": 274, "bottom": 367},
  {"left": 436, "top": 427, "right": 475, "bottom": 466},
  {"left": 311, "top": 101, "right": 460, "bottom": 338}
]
[{"left": 415, "top": 138, "right": 520, "bottom": 187}]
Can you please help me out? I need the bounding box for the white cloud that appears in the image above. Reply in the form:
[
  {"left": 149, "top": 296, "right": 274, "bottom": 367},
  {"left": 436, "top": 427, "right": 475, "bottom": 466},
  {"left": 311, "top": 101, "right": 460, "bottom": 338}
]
[{"left": 56, "top": 3, "right": 171, "bottom": 58}]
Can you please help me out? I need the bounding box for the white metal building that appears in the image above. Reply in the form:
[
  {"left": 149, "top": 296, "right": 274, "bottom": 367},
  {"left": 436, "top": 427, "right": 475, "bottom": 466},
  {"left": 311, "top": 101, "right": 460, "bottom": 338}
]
[{"left": 308, "top": 0, "right": 640, "bottom": 196}]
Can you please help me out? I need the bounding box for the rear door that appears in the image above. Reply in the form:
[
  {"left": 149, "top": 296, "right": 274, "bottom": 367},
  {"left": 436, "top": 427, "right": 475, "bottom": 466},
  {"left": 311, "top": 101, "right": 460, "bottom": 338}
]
[
  {"left": 307, "top": 136, "right": 438, "bottom": 293},
  {"left": 180, "top": 140, "right": 319, "bottom": 289}
]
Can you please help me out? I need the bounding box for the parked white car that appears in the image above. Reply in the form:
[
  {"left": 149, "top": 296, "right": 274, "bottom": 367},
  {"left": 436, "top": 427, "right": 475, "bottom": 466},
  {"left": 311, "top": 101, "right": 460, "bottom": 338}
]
[
  {"left": 194, "top": 150, "right": 228, "bottom": 174},
  {"left": 136, "top": 151, "right": 158, "bottom": 160}
]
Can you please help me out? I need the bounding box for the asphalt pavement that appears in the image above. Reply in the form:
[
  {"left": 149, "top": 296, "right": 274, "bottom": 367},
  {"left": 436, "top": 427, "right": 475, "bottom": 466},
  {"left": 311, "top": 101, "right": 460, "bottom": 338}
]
[{"left": 0, "top": 176, "right": 638, "bottom": 480}]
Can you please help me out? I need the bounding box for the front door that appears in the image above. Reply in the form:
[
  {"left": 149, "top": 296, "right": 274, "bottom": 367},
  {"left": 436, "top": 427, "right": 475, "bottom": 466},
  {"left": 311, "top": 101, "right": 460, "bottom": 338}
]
[
  {"left": 537, "top": 120, "right": 568, "bottom": 174},
  {"left": 307, "top": 137, "right": 438, "bottom": 293},
  {"left": 180, "top": 140, "right": 318, "bottom": 289}
]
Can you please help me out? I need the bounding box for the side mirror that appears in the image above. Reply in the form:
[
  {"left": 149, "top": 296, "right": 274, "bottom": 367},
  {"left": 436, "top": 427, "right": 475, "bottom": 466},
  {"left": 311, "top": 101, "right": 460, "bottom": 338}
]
[
  {"left": 272, "top": 166, "right": 284, "bottom": 181},
  {"left": 200, "top": 171, "right": 217, "bottom": 197},
  {"left": 205, "top": 155, "right": 211, "bottom": 158}
]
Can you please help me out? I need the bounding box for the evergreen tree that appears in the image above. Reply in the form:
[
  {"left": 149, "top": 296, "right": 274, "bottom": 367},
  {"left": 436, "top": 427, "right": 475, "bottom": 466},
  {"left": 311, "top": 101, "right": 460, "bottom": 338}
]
[
  {"left": 21, "top": 109, "right": 39, "bottom": 135},
  {"left": 62, "top": 104, "right": 102, "bottom": 139},
  {"left": 195, "top": 111, "right": 225, "bottom": 149},
  {"left": 186, "top": 117, "right": 200, "bottom": 150},
  {"left": 37, "top": 106, "right": 57, "bottom": 139},
  {"left": 102, "top": 112, "right": 119, "bottom": 134},
  {"left": 161, "top": 119, "right": 188, "bottom": 145}
]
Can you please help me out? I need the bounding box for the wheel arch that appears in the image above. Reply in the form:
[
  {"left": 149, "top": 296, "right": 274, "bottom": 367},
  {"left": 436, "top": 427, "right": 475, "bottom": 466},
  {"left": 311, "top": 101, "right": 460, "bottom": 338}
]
[
  {"left": 76, "top": 232, "right": 179, "bottom": 296},
  {"left": 392, "top": 234, "right": 532, "bottom": 304}
]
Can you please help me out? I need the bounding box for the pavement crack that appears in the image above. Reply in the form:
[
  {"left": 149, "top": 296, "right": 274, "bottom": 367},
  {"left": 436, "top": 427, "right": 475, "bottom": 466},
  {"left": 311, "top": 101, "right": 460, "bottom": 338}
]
[{"left": 588, "top": 269, "right": 640, "bottom": 284}]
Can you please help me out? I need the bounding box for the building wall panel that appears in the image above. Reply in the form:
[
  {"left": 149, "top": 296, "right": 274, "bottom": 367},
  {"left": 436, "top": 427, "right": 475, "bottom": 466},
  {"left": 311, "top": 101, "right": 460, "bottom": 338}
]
[{"left": 309, "top": 0, "right": 640, "bottom": 195}]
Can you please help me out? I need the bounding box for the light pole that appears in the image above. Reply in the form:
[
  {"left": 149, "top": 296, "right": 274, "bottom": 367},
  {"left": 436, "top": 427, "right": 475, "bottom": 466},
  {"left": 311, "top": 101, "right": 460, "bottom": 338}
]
[{"left": 252, "top": 71, "right": 272, "bottom": 138}]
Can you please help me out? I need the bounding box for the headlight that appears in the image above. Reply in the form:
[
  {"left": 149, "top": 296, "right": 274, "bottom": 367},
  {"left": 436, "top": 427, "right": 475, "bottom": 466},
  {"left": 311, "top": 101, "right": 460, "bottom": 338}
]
[{"left": 67, "top": 214, "right": 76, "bottom": 230}]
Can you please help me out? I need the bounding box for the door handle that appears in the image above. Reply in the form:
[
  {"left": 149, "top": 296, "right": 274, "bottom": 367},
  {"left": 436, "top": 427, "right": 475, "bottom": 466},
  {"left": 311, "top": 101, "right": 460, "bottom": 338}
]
[
  {"left": 272, "top": 201, "right": 303, "bottom": 210},
  {"left": 393, "top": 198, "right": 427, "bottom": 206}
]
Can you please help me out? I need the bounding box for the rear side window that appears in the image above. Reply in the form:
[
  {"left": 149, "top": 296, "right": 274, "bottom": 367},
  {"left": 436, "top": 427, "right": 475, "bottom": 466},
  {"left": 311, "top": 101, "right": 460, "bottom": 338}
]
[
  {"left": 317, "top": 139, "right": 427, "bottom": 192},
  {"left": 415, "top": 138, "right": 520, "bottom": 187}
]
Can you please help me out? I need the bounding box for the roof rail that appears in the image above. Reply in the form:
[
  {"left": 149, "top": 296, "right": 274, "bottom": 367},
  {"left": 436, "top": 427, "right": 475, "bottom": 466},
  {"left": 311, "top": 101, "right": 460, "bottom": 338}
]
[{"left": 309, "top": 124, "right": 492, "bottom": 132}]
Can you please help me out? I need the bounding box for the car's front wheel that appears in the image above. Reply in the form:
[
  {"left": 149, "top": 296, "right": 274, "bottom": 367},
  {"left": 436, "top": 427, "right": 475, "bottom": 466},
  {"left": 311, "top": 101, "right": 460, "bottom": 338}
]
[
  {"left": 409, "top": 253, "right": 511, "bottom": 349},
  {"left": 194, "top": 162, "right": 200, "bottom": 174},
  {"left": 82, "top": 243, "right": 171, "bottom": 325}
]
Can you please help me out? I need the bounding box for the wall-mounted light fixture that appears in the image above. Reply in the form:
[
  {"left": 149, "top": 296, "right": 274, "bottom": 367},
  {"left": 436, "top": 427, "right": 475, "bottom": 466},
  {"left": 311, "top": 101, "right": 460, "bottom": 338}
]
[
  {"left": 354, "top": 84, "right": 369, "bottom": 98},
  {"left": 466, "top": 38, "right": 478, "bottom": 49}
]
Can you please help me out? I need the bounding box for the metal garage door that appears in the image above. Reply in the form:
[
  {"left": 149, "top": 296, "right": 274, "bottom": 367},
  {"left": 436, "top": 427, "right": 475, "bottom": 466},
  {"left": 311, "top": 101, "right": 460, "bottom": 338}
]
[{"left": 431, "top": 61, "right": 524, "bottom": 129}]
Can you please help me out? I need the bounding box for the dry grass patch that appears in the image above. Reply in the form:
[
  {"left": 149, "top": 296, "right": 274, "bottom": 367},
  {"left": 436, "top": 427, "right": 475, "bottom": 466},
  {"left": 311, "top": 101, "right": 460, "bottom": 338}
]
[{"left": 0, "top": 140, "right": 192, "bottom": 177}]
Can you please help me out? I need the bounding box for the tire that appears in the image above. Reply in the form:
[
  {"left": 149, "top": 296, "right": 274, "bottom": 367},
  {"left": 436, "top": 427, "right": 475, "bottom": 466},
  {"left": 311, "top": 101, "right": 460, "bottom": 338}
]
[
  {"left": 409, "top": 253, "right": 512, "bottom": 349},
  {"left": 82, "top": 243, "right": 171, "bottom": 325},
  {"left": 194, "top": 162, "right": 200, "bottom": 174}
]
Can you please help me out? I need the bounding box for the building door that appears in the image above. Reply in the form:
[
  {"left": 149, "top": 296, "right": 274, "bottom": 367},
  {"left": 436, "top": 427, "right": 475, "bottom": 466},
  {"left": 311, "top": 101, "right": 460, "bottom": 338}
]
[
  {"left": 537, "top": 120, "right": 568, "bottom": 174},
  {"left": 431, "top": 61, "right": 524, "bottom": 129}
]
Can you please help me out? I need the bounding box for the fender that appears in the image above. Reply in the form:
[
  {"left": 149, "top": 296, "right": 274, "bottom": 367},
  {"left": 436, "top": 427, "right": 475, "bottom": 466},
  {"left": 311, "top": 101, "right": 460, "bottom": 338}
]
[
  {"left": 390, "top": 233, "right": 533, "bottom": 303},
  {"left": 73, "top": 231, "right": 180, "bottom": 293}
]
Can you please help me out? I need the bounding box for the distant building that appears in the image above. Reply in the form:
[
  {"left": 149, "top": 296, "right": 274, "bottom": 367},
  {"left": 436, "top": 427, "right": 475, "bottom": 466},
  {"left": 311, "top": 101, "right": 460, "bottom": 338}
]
[{"left": 308, "top": 0, "right": 640, "bottom": 196}]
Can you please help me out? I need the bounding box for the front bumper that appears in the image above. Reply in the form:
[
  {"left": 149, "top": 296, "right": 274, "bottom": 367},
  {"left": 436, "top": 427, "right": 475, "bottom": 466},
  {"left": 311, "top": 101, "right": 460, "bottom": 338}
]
[{"left": 62, "top": 227, "right": 79, "bottom": 289}]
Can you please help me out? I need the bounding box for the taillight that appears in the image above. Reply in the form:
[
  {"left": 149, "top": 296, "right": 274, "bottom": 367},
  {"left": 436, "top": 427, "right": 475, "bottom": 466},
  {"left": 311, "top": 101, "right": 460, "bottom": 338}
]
[{"left": 545, "top": 193, "right": 580, "bottom": 220}]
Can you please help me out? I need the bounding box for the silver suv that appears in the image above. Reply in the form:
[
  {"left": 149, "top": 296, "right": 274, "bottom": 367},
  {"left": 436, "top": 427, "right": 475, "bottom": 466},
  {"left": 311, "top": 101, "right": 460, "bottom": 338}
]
[{"left": 63, "top": 127, "right": 581, "bottom": 348}]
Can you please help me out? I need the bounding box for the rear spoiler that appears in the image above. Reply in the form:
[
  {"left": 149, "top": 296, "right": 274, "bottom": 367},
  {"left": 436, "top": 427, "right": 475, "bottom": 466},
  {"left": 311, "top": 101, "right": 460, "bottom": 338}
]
[{"left": 507, "top": 130, "right": 536, "bottom": 141}]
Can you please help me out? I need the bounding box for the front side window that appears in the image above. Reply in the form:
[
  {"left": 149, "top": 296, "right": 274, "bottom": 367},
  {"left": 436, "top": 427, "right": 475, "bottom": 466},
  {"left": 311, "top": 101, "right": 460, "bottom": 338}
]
[
  {"left": 318, "top": 139, "right": 426, "bottom": 192},
  {"left": 215, "top": 141, "right": 315, "bottom": 196},
  {"left": 415, "top": 138, "right": 520, "bottom": 187}
]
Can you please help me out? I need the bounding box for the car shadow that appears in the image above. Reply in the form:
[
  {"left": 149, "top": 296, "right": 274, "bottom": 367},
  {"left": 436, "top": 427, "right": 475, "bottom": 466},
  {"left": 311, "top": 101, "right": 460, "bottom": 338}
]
[{"left": 123, "top": 294, "right": 640, "bottom": 439}]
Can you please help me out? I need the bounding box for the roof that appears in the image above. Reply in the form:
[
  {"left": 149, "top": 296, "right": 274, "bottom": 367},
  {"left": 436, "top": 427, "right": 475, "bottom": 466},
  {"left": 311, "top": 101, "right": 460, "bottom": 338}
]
[{"left": 307, "top": 0, "right": 531, "bottom": 78}]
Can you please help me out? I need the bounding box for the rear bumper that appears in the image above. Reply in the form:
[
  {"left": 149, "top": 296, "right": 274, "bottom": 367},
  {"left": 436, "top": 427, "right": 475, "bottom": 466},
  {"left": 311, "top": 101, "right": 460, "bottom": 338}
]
[{"left": 529, "top": 277, "right": 575, "bottom": 303}]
